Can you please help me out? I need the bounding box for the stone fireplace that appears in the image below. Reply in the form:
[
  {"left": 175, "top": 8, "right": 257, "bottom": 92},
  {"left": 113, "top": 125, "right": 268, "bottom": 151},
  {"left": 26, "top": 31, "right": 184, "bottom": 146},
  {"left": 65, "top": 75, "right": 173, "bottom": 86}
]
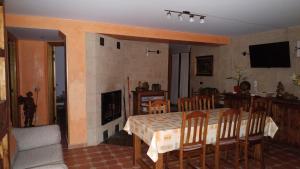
[
  {"left": 101, "top": 90, "right": 122, "bottom": 125},
  {"left": 85, "top": 33, "right": 168, "bottom": 145}
]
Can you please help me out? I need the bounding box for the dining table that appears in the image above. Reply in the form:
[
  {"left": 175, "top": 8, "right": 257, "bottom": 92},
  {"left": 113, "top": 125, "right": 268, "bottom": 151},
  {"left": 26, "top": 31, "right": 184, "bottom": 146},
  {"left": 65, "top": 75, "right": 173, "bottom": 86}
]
[{"left": 123, "top": 108, "right": 278, "bottom": 169}]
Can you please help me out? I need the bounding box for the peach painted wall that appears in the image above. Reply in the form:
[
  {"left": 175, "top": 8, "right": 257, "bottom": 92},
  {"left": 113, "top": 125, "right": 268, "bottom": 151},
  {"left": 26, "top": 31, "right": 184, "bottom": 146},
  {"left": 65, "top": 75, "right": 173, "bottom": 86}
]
[{"left": 17, "top": 40, "right": 49, "bottom": 126}]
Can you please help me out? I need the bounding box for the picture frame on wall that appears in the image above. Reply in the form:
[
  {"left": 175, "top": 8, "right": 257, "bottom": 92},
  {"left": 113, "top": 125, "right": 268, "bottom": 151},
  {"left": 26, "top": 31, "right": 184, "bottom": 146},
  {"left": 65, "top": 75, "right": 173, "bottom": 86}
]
[{"left": 196, "top": 55, "right": 213, "bottom": 76}]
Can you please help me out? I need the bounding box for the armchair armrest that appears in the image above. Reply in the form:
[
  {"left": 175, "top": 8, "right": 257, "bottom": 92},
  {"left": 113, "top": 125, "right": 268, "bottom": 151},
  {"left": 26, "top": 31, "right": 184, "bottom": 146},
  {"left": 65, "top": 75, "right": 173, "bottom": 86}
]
[{"left": 13, "top": 125, "right": 61, "bottom": 151}]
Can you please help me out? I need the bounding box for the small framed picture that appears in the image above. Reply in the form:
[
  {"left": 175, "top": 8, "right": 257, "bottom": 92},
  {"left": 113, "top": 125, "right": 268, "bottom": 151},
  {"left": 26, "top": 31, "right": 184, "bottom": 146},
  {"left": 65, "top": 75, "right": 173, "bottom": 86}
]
[{"left": 196, "top": 55, "right": 213, "bottom": 76}]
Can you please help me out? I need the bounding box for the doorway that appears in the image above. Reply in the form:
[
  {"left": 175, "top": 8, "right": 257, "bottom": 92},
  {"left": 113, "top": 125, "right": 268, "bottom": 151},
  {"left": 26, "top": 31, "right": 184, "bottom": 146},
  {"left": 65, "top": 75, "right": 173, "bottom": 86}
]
[
  {"left": 48, "top": 42, "right": 68, "bottom": 144},
  {"left": 169, "top": 45, "right": 191, "bottom": 106},
  {"left": 7, "top": 27, "right": 67, "bottom": 131}
]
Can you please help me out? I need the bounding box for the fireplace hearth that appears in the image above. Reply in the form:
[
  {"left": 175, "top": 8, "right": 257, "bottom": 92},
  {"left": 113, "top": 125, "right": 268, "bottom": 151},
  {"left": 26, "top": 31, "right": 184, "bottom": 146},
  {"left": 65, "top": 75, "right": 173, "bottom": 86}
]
[{"left": 101, "top": 90, "right": 122, "bottom": 125}]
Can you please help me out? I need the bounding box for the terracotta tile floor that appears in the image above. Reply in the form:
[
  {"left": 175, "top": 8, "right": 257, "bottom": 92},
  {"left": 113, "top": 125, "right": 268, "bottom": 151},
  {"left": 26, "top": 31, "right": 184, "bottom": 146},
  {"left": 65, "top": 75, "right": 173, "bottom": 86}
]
[{"left": 64, "top": 142, "right": 300, "bottom": 169}]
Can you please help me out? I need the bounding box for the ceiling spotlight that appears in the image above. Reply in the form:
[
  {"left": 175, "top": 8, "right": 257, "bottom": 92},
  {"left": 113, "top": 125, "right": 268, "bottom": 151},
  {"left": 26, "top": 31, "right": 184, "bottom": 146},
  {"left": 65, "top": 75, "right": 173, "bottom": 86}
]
[
  {"left": 200, "top": 16, "right": 205, "bottom": 23},
  {"left": 189, "top": 15, "right": 194, "bottom": 22},
  {"left": 178, "top": 13, "right": 183, "bottom": 21},
  {"left": 166, "top": 11, "right": 171, "bottom": 19},
  {"left": 164, "top": 9, "right": 206, "bottom": 24}
]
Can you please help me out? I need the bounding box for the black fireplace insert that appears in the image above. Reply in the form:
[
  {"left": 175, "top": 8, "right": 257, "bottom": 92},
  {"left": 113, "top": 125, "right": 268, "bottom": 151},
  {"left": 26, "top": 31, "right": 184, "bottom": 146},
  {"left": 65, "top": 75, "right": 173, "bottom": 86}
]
[{"left": 101, "top": 90, "right": 122, "bottom": 125}]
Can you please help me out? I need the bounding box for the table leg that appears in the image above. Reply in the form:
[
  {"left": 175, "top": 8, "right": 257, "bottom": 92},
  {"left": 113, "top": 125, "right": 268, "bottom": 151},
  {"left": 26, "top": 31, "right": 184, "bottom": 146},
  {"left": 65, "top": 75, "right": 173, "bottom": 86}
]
[
  {"left": 154, "top": 153, "right": 164, "bottom": 169},
  {"left": 133, "top": 134, "right": 141, "bottom": 165}
]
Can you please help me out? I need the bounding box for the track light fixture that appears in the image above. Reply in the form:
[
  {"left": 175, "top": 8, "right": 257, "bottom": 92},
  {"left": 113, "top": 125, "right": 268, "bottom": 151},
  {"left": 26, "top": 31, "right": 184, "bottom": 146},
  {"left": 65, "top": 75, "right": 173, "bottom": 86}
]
[
  {"left": 189, "top": 14, "right": 194, "bottom": 22},
  {"left": 167, "top": 11, "right": 171, "bottom": 19},
  {"left": 200, "top": 16, "right": 205, "bottom": 24},
  {"left": 178, "top": 13, "right": 183, "bottom": 21},
  {"left": 165, "top": 10, "right": 206, "bottom": 23}
]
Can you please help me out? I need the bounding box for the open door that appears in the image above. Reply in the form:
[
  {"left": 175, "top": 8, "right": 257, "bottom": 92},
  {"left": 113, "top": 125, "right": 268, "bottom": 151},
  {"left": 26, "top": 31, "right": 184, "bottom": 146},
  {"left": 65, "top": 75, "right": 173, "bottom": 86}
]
[{"left": 48, "top": 41, "right": 68, "bottom": 144}]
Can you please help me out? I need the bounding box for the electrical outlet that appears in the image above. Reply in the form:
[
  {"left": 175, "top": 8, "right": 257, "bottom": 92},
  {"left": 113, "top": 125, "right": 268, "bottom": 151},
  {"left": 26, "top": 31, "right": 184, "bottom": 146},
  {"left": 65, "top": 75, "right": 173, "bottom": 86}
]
[{"left": 100, "top": 37, "right": 104, "bottom": 46}]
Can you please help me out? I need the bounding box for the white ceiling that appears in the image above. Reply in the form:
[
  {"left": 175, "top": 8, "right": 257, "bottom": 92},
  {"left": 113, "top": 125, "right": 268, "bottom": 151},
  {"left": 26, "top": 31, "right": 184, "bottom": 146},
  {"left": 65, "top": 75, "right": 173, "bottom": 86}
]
[
  {"left": 7, "top": 27, "right": 62, "bottom": 41},
  {"left": 5, "top": 0, "right": 300, "bottom": 36}
]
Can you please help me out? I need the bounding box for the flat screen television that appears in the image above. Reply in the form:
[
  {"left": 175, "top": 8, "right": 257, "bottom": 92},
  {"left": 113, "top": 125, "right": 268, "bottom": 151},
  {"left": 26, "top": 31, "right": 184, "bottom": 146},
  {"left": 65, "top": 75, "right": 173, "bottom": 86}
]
[{"left": 249, "top": 41, "right": 290, "bottom": 68}]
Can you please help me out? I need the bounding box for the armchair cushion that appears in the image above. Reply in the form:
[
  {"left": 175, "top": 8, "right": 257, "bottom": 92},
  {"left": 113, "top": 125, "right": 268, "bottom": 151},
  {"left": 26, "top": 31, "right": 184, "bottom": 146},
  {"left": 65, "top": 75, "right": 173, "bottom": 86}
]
[{"left": 13, "top": 125, "right": 61, "bottom": 151}]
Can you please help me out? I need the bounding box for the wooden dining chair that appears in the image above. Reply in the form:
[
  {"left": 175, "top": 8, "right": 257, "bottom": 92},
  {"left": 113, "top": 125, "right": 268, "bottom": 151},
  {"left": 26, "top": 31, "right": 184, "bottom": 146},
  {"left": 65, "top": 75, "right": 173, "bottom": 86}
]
[
  {"left": 225, "top": 94, "right": 251, "bottom": 112},
  {"left": 215, "top": 108, "right": 241, "bottom": 169},
  {"left": 240, "top": 99, "right": 268, "bottom": 169},
  {"left": 179, "top": 111, "right": 209, "bottom": 169},
  {"left": 250, "top": 96, "right": 272, "bottom": 116},
  {"left": 178, "top": 97, "right": 196, "bottom": 112},
  {"left": 194, "top": 95, "right": 215, "bottom": 110},
  {"left": 148, "top": 99, "right": 170, "bottom": 114}
]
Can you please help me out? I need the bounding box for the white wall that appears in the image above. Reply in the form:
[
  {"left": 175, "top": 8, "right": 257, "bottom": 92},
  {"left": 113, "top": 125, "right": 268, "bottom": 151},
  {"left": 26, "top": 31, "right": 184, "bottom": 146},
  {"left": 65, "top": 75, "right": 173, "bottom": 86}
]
[{"left": 191, "top": 25, "right": 300, "bottom": 97}]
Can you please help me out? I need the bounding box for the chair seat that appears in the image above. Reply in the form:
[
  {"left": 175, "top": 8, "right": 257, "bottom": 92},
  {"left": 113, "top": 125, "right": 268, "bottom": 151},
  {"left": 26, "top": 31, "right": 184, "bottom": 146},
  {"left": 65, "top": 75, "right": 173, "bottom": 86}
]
[
  {"left": 213, "top": 138, "right": 237, "bottom": 146},
  {"left": 240, "top": 135, "right": 263, "bottom": 142},
  {"left": 183, "top": 144, "right": 203, "bottom": 151}
]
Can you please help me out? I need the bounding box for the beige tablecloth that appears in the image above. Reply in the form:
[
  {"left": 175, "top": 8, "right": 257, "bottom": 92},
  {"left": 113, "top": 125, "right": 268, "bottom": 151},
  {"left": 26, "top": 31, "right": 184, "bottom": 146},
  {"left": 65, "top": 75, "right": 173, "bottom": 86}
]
[{"left": 124, "top": 108, "right": 278, "bottom": 162}]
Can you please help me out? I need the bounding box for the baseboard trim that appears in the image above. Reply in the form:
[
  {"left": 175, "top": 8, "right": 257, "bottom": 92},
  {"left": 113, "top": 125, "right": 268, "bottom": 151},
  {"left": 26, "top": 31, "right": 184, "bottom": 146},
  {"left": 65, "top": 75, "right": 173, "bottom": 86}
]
[{"left": 67, "top": 143, "right": 87, "bottom": 149}]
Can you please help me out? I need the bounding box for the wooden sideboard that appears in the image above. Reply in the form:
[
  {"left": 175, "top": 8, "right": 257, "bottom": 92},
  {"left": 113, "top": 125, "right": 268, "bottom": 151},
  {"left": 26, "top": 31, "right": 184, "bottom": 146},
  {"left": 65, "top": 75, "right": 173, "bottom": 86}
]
[
  {"left": 224, "top": 93, "right": 300, "bottom": 146},
  {"left": 271, "top": 99, "right": 300, "bottom": 146},
  {"left": 132, "top": 90, "right": 167, "bottom": 115}
]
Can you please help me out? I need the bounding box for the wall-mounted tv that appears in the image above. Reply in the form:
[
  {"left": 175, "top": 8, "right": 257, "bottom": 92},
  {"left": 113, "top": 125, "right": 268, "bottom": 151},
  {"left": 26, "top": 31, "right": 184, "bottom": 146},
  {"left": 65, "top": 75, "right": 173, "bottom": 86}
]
[{"left": 249, "top": 41, "right": 290, "bottom": 68}]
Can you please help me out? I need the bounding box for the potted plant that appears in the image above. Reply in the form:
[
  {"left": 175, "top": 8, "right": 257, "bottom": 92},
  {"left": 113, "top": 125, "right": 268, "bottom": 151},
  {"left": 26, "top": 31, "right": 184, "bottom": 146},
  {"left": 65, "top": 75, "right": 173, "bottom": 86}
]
[{"left": 227, "top": 66, "right": 247, "bottom": 93}]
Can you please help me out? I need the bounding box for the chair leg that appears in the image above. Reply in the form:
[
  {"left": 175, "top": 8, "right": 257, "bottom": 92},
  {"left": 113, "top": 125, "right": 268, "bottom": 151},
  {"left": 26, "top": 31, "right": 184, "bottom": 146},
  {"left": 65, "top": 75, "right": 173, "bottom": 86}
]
[
  {"left": 244, "top": 142, "right": 248, "bottom": 169},
  {"left": 202, "top": 147, "right": 206, "bottom": 169},
  {"left": 164, "top": 153, "right": 169, "bottom": 169},
  {"left": 224, "top": 145, "right": 228, "bottom": 160},
  {"left": 215, "top": 145, "right": 220, "bottom": 169},
  {"left": 179, "top": 150, "right": 183, "bottom": 169},
  {"left": 260, "top": 143, "right": 265, "bottom": 169},
  {"left": 235, "top": 143, "right": 240, "bottom": 169}
]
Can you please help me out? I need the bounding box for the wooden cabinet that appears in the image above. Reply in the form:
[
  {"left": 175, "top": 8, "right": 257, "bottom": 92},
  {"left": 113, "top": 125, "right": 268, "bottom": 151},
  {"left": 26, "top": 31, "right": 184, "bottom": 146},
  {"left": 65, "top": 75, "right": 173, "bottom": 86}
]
[
  {"left": 271, "top": 99, "right": 300, "bottom": 146},
  {"left": 132, "top": 91, "right": 167, "bottom": 115}
]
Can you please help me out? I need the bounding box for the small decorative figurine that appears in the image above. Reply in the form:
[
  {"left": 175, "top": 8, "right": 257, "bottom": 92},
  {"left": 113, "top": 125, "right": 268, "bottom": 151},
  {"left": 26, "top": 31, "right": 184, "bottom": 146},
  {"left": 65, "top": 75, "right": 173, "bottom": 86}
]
[
  {"left": 276, "top": 82, "right": 285, "bottom": 98},
  {"left": 276, "top": 81, "right": 298, "bottom": 100},
  {"left": 18, "top": 91, "right": 37, "bottom": 127}
]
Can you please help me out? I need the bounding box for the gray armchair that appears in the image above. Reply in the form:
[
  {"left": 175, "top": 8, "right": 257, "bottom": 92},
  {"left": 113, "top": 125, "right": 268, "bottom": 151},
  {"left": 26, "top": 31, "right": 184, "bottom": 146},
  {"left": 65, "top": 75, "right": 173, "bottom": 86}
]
[{"left": 11, "top": 125, "right": 67, "bottom": 169}]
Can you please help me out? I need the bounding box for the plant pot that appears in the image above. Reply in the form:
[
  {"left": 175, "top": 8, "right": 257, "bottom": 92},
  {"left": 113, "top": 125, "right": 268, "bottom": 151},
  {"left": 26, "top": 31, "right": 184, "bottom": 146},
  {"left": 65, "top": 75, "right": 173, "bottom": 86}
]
[{"left": 234, "top": 85, "right": 240, "bottom": 93}]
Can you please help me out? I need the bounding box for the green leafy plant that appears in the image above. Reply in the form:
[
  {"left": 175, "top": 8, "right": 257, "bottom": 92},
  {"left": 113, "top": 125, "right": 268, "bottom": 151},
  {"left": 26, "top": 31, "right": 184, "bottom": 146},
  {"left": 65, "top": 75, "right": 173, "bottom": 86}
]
[{"left": 226, "top": 66, "right": 247, "bottom": 86}]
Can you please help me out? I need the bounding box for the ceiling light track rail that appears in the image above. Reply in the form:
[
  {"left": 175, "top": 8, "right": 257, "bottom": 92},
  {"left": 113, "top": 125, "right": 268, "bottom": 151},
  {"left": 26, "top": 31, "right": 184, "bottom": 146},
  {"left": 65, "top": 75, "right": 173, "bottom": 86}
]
[{"left": 165, "top": 9, "right": 206, "bottom": 23}]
